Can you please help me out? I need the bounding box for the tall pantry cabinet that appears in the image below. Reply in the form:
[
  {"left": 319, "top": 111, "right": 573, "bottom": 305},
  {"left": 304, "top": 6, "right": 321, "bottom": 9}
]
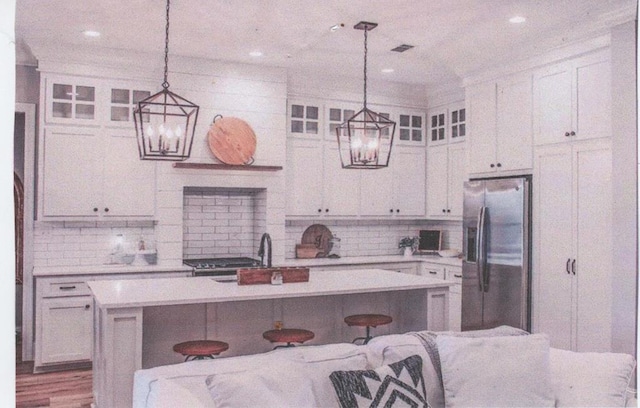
[{"left": 531, "top": 48, "right": 613, "bottom": 352}]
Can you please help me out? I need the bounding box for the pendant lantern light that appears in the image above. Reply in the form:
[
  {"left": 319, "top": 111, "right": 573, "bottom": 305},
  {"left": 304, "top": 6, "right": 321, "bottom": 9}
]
[
  {"left": 336, "top": 21, "right": 396, "bottom": 169},
  {"left": 134, "top": 0, "right": 199, "bottom": 161}
]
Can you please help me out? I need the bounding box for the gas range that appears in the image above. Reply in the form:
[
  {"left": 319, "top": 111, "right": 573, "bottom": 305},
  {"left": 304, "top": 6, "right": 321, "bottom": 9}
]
[{"left": 183, "top": 257, "right": 261, "bottom": 281}]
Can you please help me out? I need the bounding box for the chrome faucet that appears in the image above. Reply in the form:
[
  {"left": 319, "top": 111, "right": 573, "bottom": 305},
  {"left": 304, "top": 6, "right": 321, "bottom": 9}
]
[{"left": 258, "top": 233, "right": 272, "bottom": 268}]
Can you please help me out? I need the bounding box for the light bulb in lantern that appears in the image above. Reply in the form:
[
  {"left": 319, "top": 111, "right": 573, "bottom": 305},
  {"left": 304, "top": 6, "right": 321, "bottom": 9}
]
[
  {"left": 367, "top": 139, "right": 378, "bottom": 150},
  {"left": 352, "top": 138, "right": 363, "bottom": 149},
  {"left": 165, "top": 127, "right": 174, "bottom": 139},
  {"left": 174, "top": 125, "right": 183, "bottom": 139},
  {"left": 146, "top": 124, "right": 154, "bottom": 138},
  {"left": 158, "top": 123, "right": 166, "bottom": 136}
]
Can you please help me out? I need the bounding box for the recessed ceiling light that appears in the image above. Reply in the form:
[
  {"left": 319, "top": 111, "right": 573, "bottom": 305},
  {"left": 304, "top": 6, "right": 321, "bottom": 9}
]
[
  {"left": 509, "top": 16, "right": 526, "bottom": 24},
  {"left": 249, "top": 51, "right": 263, "bottom": 57},
  {"left": 381, "top": 68, "right": 394, "bottom": 73},
  {"left": 82, "top": 30, "right": 101, "bottom": 38}
]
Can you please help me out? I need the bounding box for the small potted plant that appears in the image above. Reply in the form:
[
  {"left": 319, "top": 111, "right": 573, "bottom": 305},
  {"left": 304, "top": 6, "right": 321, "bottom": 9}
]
[{"left": 399, "top": 236, "right": 418, "bottom": 257}]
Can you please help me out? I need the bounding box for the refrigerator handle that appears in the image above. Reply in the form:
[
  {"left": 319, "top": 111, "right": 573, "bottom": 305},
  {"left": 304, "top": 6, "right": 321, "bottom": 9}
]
[{"left": 476, "top": 206, "right": 486, "bottom": 292}]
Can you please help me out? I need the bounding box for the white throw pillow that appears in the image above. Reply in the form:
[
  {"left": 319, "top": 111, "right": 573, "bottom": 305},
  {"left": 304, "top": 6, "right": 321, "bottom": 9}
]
[
  {"left": 436, "top": 333, "right": 555, "bottom": 407},
  {"left": 550, "top": 347, "right": 636, "bottom": 407},
  {"left": 205, "top": 350, "right": 369, "bottom": 407}
]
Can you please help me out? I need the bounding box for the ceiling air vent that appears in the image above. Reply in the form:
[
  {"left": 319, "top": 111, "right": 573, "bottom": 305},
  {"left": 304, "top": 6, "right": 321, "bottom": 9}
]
[{"left": 391, "top": 44, "right": 414, "bottom": 53}]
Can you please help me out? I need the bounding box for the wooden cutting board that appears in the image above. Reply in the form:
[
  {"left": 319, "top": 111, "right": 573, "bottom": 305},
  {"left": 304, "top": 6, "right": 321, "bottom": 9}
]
[
  {"left": 301, "top": 224, "right": 333, "bottom": 257},
  {"left": 207, "top": 116, "right": 257, "bottom": 165},
  {"left": 237, "top": 267, "right": 310, "bottom": 285}
]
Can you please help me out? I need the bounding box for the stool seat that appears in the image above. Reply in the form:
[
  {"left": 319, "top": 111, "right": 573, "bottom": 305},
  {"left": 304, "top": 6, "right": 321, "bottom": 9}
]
[
  {"left": 173, "top": 340, "right": 229, "bottom": 361},
  {"left": 263, "top": 328, "right": 315, "bottom": 348},
  {"left": 344, "top": 314, "right": 393, "bottom": 327},
  {"left": 344, "top": 314, "right": 392, "bottom": 345}
]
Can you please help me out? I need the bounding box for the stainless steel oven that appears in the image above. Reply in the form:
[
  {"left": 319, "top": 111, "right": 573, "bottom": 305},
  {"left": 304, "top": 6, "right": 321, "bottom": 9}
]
[{"left": 183, "top": 257, "right": 261, "bottom": 281}]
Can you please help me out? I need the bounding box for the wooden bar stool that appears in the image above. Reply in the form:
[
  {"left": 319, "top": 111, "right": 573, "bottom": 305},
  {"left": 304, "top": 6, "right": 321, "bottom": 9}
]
[
  {"left": 263, "top": 328, "right": 315, "bottom": 349},
  {"left": 344, "top": 314, "right": 392, "bottom": 344},
  {"left": 173, "top": 340, "right": 229, "bottom": 361}
]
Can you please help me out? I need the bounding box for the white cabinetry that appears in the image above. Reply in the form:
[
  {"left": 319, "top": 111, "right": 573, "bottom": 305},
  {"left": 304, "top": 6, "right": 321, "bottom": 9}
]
[
  {"left": 35, "top": 271, "right": 189, "bottom": 371},
  {"left": 286, "top": 139, "right": 360, "bottom": 217},
  {"left": 418, "top": 263, "right": 462, "bottom": 330},
  {"left": 533, "top": 139, "right": 612, "bottom": 352},
  {"left": 426, "top": 143, "right": 466, "bottom": 219},
  {"left": 38, "top": 73, "right": 156, "bottom": 220},
  {"left": 533, "top": 50, "right": 611, "bottom": 145},
  {"left": 467, "top": 73, "right": 533, "bottom": 176},
  {"left": 360, "top": 147, "right": 426, "bottom": 217},
  {"left": 428, "top": 102, "right": 466, "bottom": 146}
]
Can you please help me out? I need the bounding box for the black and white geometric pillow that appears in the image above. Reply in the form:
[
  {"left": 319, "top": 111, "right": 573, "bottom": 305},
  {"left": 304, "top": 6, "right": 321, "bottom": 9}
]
[{"left": 329, "top": 354, "right": 429, "bottom": 408}]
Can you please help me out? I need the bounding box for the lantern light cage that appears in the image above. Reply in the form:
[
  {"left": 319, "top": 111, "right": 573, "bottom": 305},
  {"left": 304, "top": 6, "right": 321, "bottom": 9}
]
[
  {"left": 133, "top": 0, "right": 199, "bottom": 161},
  {"left": 336, "top": 21, "right": 396, "bottom": 169}
]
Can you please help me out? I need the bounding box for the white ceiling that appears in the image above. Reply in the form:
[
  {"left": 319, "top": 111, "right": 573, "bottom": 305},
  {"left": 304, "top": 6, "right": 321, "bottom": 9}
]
[{"left": 15, "top": 0, "right": 637, "bottom": 90}]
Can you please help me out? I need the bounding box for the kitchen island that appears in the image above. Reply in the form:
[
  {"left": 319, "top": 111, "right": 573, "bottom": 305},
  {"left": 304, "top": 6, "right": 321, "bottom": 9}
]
[{"left": 88, "top": 269, "right": 454, "bottom": 407}]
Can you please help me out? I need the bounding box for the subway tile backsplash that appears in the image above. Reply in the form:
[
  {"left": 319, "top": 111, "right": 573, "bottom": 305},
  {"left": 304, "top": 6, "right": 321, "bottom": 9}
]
[{"left": 285, "top": 219, "right": 462, "bottom": 259}]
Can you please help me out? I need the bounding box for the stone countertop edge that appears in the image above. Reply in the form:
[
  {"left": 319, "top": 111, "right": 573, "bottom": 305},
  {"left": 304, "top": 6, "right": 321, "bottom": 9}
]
[
  {"left": 33, "top": 264, "right": 194, "bottom": 277},
  {"left": 281, "top": 254, "right": 463, "bottom": 268}
]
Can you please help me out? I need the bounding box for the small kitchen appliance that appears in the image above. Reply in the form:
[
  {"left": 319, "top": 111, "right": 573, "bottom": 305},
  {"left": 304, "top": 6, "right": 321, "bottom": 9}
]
[{"left": 184, "top": 257, "right": 260, "bottom": 281}]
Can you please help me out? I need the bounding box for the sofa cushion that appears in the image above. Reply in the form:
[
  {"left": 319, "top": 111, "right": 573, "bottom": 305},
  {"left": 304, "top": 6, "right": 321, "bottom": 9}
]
[
  {"left": 205, "top": 346, "right": 369, "bottom": 407},
  {"left": 436, "top": 333, "right": 555, "bottom": 407},
  {"left": 366, "top": 325, "right": 529, "bottom": 407},
  {"left": 329, "top": 354, "right": 429, "bottom": 408},
  {"left": 550, "top": 347, "right": 636, "bottom": 407}
]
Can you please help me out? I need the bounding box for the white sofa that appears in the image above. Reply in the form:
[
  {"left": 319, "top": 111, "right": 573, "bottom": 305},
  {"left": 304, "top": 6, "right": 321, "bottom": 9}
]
[{"left": 133, "top": 326, "right": 636, "bottom": 408}]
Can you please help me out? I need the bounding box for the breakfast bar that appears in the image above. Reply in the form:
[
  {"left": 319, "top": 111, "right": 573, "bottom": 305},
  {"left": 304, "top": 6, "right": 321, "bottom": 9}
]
[{"left": 88, "top": 269, "right": 453, "bottom": 407}]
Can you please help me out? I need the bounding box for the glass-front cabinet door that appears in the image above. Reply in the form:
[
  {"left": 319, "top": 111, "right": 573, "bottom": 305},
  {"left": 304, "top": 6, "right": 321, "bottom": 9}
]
[
  {"left": 109, "top": 88, "right": 151, "bottom": 125},
  {"left": 45, "top": 77, "right": 98, "bottom": 124},
  {"left": 397, "top": 110, "right": 425, "bottom": 145},
  {"left": 288, "top": 99, "right": 321, "bottom": 139}
]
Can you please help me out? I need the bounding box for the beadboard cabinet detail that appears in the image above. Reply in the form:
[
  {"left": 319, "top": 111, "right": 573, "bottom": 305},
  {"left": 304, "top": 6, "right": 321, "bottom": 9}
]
[
  {"left": 533, "top": 49, "right": 611, "bottom": 146},
  {"left": 466, "top": 73, "right": 533, "bottom": 176},
  {"left": 533, "top": 139, "right": 612, "bottom": 352}
]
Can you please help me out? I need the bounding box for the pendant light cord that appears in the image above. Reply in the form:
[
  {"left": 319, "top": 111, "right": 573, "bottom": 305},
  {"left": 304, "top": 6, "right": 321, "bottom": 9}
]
[
  {"left": 363, "top": 27, "right": 368, "bottom": 109},
  {"left": 162, "top": 0, "right": 171, "bottom": 89}
]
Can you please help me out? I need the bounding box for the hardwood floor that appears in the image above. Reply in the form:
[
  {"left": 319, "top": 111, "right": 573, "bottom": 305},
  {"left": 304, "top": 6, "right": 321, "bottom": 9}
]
[{"left": 15, "top": 341, "right": 93, "bottom": 408}]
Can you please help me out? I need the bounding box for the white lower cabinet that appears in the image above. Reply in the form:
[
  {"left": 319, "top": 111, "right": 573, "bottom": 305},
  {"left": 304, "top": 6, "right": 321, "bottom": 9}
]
[
  {"left": 39, "top": 296, "right": 93, "bottom": 365},
  {"left": 533, "top": 139, "right": 612, "bottom": 352},
  {"left": 35, "top": 271, "right": 189, "bottom": 371},
  {"left": 444, "top": 266, "right": 462, "bottom": 331}
]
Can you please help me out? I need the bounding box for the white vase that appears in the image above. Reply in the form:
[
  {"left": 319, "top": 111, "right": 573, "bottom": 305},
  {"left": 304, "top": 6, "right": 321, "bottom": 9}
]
[{"left": 403, "top": 247, "right": 413, "bottom": 257}]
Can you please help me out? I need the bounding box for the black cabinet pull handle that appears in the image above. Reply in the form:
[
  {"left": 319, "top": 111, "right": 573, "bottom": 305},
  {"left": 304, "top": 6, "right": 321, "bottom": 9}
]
[
  {"left": 566, "top": 259, "right": 571, "bottom": 274},
  {"left": 454, "top": 274, "right": 462, "bottom": 278},
  {"left": 59, "top": 285, "right": 76, "bottom": 290},
  {"left": 571, "top": 259, "right": 576, "bottom": 275},
  {"left": 429, "top": 271, "right": 437, "bottom": 275}
]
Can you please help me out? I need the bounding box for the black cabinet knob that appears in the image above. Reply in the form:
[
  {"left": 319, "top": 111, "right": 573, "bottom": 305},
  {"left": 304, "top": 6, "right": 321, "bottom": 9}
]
[
  {"left": 396, "top": 209, "right": 400, "bottom": 213},
  {"left": 447, "top": 209, "right": 451, "bottom": 213},
  {"left": 325, "top": 208, "right": 329, "bottom": 212},
  {"left": 390, "top": 209, "right": 394, "bottom": 213},
  {"left": 496, "top": 163, "right": 502, "bottom": 168},
  {"left": 93, "top": 207, "right": 98, "bottom": 212},
  {"left": 565, "top": 132, "right": 571, "bottom": 137},
  {"left": 490, "top": 163, "right": 495, "bottom": 168},
  {"left": 318, "top": 209, "right": 322, "bottom": 213},
  {"left": 570, "top": 131, "right": 576, "bottom": 136},
  {"left": 442, "top": 209, "right": 446, "bottom": 213},
  {"left": 104, "top": 208, "right": 109, "bottom": 212}
]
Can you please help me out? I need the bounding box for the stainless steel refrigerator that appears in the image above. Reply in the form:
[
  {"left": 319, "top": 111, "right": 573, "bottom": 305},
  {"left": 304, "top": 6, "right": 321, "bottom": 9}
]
[{"left": 462, "top": 176, "right": 531, "bottom": 332}]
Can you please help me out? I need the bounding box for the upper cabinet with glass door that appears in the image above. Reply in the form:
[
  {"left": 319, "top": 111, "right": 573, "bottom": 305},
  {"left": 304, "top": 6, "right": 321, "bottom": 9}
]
[
  {"left": 44, "top": 75, "right": 99, "bottom": 125},
  {"left": 396, "top": 110, "right": 425, "bottom": 146},
  {"left": 428, "top": 102, "right": 466, "bottom": 146},
  {"left": 107, "top": 86, "right": 152, "bottom": 127},
  {"left": 288, "top": 99, "right": 322, "bottom": 139}
]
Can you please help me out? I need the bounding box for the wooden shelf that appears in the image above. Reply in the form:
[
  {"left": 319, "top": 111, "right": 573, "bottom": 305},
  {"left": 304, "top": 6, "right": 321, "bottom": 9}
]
[{"left": 172, "top": 163, "right": 282, "bottom": 172}]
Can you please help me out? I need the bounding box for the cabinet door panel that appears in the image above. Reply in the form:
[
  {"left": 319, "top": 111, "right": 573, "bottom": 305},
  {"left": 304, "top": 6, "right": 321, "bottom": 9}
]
[
  {"left": 42, "top": 128, "right": 101, "bottom": 217},
  {"left": 393, "top": 149, "right": 425, "bottom": 216},
  {"left": 40, "top": 297, "right": 93, "bottom": 364},
  {"left": 360, "top": 166, "right": 393, "bottom": 216},
  {"left": 534, "top": 65, "right": 573, "bottom": 145},
  {"left": 534, "top": 145, "right": 573, "bottom": 350},
  {"left": 426, "top": 146, "right": 448, "bottom": 217},
  {"left": 323, "top": 145, "right": 360, "bottom": 216},
  {"left": 286, "top": 141, "right": 324, "bottom": 216},
  {"left": 447, "top": 145, "right": 466, "bottom": 218},
  {"left": 575, "top": 60, "right": 611, "bottom": 141},
  {"left": 102, "top": 132, "right": 156, "bottom": 217},
  {"left": 574, "top": 144, "right": 612, "bottom": 352},
  {"left": 497, "top": 77, "right": 533, "bottom": 171},
  {"left": 467, "top": 83, "right": 497, "bottom": 174}
]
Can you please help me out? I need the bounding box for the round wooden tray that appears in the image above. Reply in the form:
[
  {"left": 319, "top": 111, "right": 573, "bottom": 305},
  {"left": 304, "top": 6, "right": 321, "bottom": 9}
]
[
  {"left": 301, "top": 224, "right": 333, "bottom": 257},
  {"left": 207, "top": 116, "right": 257, "bottom": 165}
]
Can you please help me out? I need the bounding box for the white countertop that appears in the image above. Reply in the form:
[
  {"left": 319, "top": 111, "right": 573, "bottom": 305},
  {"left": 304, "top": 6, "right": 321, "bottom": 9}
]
[
  {"left": 88, "top": 268, "right": 455, "bottom": 308},
  {"left": 33, "top": 264, "right": 193, "bottom": 277},
  {"left": 281, "top": 254, "right": 462, "bottom": 268}
]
